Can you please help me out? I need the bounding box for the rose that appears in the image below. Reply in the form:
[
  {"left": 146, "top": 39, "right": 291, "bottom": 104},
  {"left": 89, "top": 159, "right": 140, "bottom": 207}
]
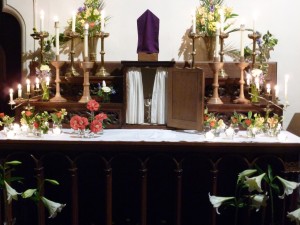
[
  {"left": 95, "top": 112, "right": 108, "bottom": 122},
  {"left": 70, "top": 115, "right": 89, "bottom": 130},
  {"left": 87, "top": 99, "right": 99, "bottom": 112},
  {"left": 90, "top": 120, "right": 103, "bottom": 133},
  {"left": 244, "top": 119, "right": 252, "bottom": 127},
  {"left": 25, "top": 111, "right": 33, "bottom": 117}
]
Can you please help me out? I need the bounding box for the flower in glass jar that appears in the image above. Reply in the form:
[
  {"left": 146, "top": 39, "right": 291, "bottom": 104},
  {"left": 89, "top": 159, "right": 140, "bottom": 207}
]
[
  {"left": 20, "top": 110, "right": 35, "bottom": 126},
  {"left": 70, "top": 115, "right": 89, "bottom": 131},
  {"left": 241, "top": 111, "right": 264, "bottom": 129},
  {"left": 33, "top": 111, "right": 50, "bottom": 134},
  {"left": 266, "top": 113, "right": 282, "bottom": 129},
  {"left": 97, "top": 81, "right": 116, "bottom": 103},
  {"left": 50, "top": 109, "right": 67, "bottom": 124},
  {"left": 0, "top": 113, "right": 15, "bottom": 127}
]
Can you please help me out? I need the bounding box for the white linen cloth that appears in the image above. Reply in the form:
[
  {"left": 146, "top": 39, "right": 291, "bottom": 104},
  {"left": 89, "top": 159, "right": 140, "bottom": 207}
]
[
  {"left": 1, "top": 129, "right": 300, "bottom": 144},
  {"left": 151, "top": 68, "right": 168, "bottom": 124},
  {"left": 126, "top": 68, "right": 144, "bottom": 124}
]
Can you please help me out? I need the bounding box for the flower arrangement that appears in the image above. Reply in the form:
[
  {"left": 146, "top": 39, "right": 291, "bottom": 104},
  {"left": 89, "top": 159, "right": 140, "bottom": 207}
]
[
  {"left": 70, "top": 99, "right": 108, "bottom": 137},
  {"left": 97, "top": 81, "right": 116, "bottom": 103},
  {"left": 195, "top": 0, "right": 238, "bottom": 36},
  {"left": 33, "top": 111, "right": 50, "bottom": 134},
  {"left": 209, "top": 165, "right": 300, "bottom": 225},
  {"left": 0, "top": 113, "right": 14, "bottom": 127},
  {"left": 20, "top": 109, "right": 35, "bottom": 127},
  {"left": 36, "top": 64, "right": 52, "bottom": 101},
  {"left": 72, "top": 0, "right": 106, "bottom": 37},
  {"left": 241, "top": 111, "right": 265, "bottom": 130},
  {"left": 51, "top": 109, "right": 68, "bottom": 124}
]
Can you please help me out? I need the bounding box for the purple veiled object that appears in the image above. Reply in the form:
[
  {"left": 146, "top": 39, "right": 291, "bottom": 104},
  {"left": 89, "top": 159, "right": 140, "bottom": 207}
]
[{"left": 137, "top": 9, "right": 159, "bottom": 53}]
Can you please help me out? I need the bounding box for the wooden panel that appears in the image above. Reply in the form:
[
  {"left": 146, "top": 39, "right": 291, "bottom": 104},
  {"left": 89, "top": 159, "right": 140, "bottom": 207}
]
[{"left": 167, "top": 68, "right": 204, "bottom": 130}]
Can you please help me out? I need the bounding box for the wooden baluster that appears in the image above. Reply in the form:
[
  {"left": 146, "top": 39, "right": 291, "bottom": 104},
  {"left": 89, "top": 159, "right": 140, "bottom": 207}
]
[
  {"left": 140, "top": 167, "right": 147, "bottom": 225},
  {"left": 211, "top": 166, "right": 218, "bottom": 225},
  {"left": 175, "top": 167, "right": 183, "bottom": 225},
  {"left": 105, "top": 167, "right": 112, "bottom": 225},
  {"left": 68, "top": 159, "right": 79, "bottom": 225}
]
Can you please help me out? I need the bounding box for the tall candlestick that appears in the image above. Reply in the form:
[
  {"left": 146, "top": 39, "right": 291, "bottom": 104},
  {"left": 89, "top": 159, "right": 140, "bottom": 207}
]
[
  {"left": 84, "top": 23, "right": 89, "bottom": 59},
  {"left": 284, "top": 74, "right": 289, "bottom": 103},
  {"left": 101, "top": 10, "right": 105, "bottom": 32},
  {"left": 17, "top": 84, "right": 22, "bottom": 98},
  {"left": 9, "top": 88, "right": 13, "bottom": 102},
  {"left": 36, "top": 77, "right": 40, "bottom": 89},
  {"left": 72, "top": 11, "right": 76, "bottom": 32},
  {"left": 40, "top": 10, "right": 45, "bottom": 32},
  {"left": 240, "top": 23, "right": 245, "bottom": 57},
  {"left": 54, "top": 17, "right": 60, "bottom": 57},
  {"left": 26, "top": 79, "right": 31, "bottom": 93}
]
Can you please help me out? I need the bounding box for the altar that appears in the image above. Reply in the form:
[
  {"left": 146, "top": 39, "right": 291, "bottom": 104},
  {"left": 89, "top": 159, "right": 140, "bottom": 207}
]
[{"left": 0, "top": 129, "right": 300, "bottom": 225}]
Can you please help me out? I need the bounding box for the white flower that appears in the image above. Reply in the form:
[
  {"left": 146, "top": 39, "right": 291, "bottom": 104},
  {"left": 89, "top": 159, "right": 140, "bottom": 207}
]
[
  {"left": 102, "top": 86, "right": 111, "bottom": 93},
  {"left": 237, "top": 169, "right": 257, "bottom": 183},
  {"left": 277, "top": 176, "right": 300, "bottom": 199},
  {"left": 4, "top": 181, "right": 21, "bottom": 204},
  {"left": 40, "top": 65, "right": 51, "bottom": 72},
  {"left": 287, "top": 208, "right": 300, "bottom": 224},
  {"left": 41, "top": 196, "right": 66, "bottom": 218},
  {"left": 251, "top": 69, "right": 263, "bottom": 78},
  {"left": 244, "top": 173, "right": 266, "bottom": 192},
  {"left": 208, "top": 193, "right": 234, "bottom": 214},
  {"left": 250, "top": 194, "right": 269, "bottom": 212}
]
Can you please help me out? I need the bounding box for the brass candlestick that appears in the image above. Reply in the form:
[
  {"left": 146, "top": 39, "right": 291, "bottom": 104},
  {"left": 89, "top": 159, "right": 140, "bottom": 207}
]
[
  {"left": 218, "top": 32, "right": 229, "bottom": 79},
  {"left": 50, "top": 60, "right": 67, "bottom": 102},
  {"left": 78, "top": 61, "right": 94, "bottom": 103},
  {"left": 233, "top": 58, "right": 250, "bottom": 104},
  {"left": 248, "top": 32, "right": 261, "bottom": 69},
  {"left": 30, "top": 31, "right": 49, "bottom": 64},
  {"left": 188, "top": 32, "right": 201, "bottom": 68},
  {"left": 208, "top": 59, "right": 224, "bottom": 104},
  {"left": 95, "top": 32, "right": 110, "bottom": 77},
  {"left": 65, "top": 31, "right": 80, "bottom": 77}
]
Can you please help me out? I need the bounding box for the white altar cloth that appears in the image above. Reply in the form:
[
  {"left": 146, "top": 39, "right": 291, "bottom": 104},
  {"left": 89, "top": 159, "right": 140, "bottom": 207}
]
[{"left": 0, "top": 129, "right": 300, "bottom": 144}]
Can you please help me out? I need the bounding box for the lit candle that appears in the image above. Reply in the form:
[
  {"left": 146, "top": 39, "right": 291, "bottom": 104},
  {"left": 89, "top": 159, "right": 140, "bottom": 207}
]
[
  {"left": 266, "top": 83, "right": 271, "bottom": 94},
  {"left": 240, "top": 23, "right": 245, "bottom": 57},
  {"left": 40, "top": 10, "right": 45, "bottom": 32},
  {"left": 192, "top": 10, "right": 196, "bottom": 33},
  {"left": 35, "top": 77, "right": 40, "bottom": 89},
  {"left": 9, "top": 88, "right": 13, "bottom": 102},
  {"left": 46, "top": 76, "right": 50, "bottom": 86},
  {"left": 274, "top": 85, "right": 279, "bottom": 98},
  {"left": 54, "top": 16, "right": 60, "bottom": 57},
  {"left": 33, "top": 0, "right": 37, "bottom": 29},
  {"left": 101, "top": 10, "right": 105, "bottom": 32},
  {"left": 252, "top": 12, "right": 257, "bottom": 34},
  {"left": 215, "top": 22, "right": 220, "bottom": 58},
  {"left": 219, "top": 8, "right": 224, "bottom": 33},
  {"left": 102, "top": 80, "right": 106, "bottom": 87},
  {"left": 84, "top": 23, "right": 89, "bottom": 59},
  {"left": 26, "top": 79, "right": 30, "bottom": 93},
  {"left": 17, "top": 84, "right": 22, "bottom": 98},
  {"left": 72, "top": 11, "right": 76, "bottom": 32},
  {"left": 284, "top": 74, "right": 289, "bottom": 104},
  {"left": 255, "top": 77, "right": 259, "bottom": 89}
]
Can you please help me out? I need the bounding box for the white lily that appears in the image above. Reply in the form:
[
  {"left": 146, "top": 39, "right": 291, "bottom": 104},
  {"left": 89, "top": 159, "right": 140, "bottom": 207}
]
[
  {"left": 208, "top": 193, "right": 235, "bottom": 214},
  {"left": 4, "top": 181, "right": 21, "bottom": 204},
  {"left": 244, "top": 173, "right": 266, "bottom": 192},
  {"left": 41, "top": 196, "right": 66, "bottom": 218},
  {"left": 287, "top": 208, "right": 300, "bottom": 224},
  {"left": 250, "top": 194, "right": 269, "bottom": 212},
  {"left": 237, "top": 169, "right": 257, "bottom": 183},
  {"left": 277, "top": 176, "right": 300, "bottom": 199}
]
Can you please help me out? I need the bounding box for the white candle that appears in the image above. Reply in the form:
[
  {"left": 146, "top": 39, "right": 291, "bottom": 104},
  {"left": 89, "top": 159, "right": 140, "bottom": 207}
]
[
  {"left": 9, "top": 88, "right": 13, "bottom": 102},
  {"left": 274, "top": 85, "right": 279, "bottom": 98},
  {"left": 240, "top": 23, "right": 245, "bottom": 57},
  {"left": 255, "top": 77, "right": 259, "bottom": 89},
  {"left": 35, "top": 77, "right": 40, "bottom": 89},
  {"left": 192, "top": 10, "right": 196, "bottom": 33},
  {"left": 26, "top": 79, "right": 30, "bottom": 93},
  {"left": 84, "top": 23, "right": 89, "bottom": 59},
  {"left": 102, "top": 80, "right": 106, "bottom": 87},
  {"left": 46, "top": 76, "right": 50, "bottom": 86},
  {"left": 17, "top": 84, "right": 22, "bottom": 98},
  {"left": 101, "top": 10, "right": 105, "bottom": 32},
  {"left": 219, "top": 8, "right": 224, "bottom": 33},
  {"left": 40, "top": 10, "right": 45, "bottom": 32},
  {"left": 54, "top": 17, "right": 60, "bottom": 57},
  {"left": 72, "top": 11, "right": 76, "bottom": 32},
  {"left": 215, "top": 23, "right": 220, "bottom": 58},
  {"left": 284, "top": 74, "right": 289, "bottom": 103},
  {"left": 266, "top": 83, "right": 271, "bottom": 94},
  {"left": 252, "top": 13, "right": 257, "bottom": 34},
  {"left": 246, "top": 73, "right": 251, "bottom": 86},
  {"left": 33, "top": 0, "right": 37, "bottom": 29}
]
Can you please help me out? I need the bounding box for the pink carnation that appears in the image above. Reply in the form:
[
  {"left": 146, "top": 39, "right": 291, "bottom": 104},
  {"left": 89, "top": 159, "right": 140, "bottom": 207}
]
[
  {"left": 94, "top": 112, "right": 108, "bottom": 122},
  {"left": 70, "top": 115, "right": 89, "bottom": 130},
  {"left": 90, "top": 120, "right": 103, "bottom": 133},
  {"left": 86, "top": 99, "right": 99, "bottom": 112}
]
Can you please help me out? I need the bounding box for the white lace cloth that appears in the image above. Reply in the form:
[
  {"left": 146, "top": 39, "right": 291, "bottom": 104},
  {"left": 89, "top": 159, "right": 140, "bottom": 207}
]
[{"left": 0, "top": 129, "right": 299, "bottom": 144}]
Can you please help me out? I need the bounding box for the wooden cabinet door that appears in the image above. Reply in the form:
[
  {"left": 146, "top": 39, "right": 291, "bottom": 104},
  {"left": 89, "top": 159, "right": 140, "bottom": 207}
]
[{"left": 167, "top": 68, "right": 204, "bottom": 131}]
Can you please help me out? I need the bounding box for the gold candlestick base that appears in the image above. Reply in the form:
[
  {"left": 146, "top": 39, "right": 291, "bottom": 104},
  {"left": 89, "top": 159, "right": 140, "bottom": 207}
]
[
  {"left": 65, "top": 31, "right": 80, "bottom": 77},
  {"left": 233, "top": 58, "right": 250, "bottom": 104},
  {"left": 78, "top": 61, "right": 94, "bottom": 103},
  {"left": 50, "top": 61, "right": 67, "bottom": 102},
  {"left": 188, "top": 32, "right": 201, "bottom": 69},
  {"left": 95, "top": 32, "right": 110, "bottom": 77},
  {"left": 208, "top": 61, "right": 224, "bottom": 104}
]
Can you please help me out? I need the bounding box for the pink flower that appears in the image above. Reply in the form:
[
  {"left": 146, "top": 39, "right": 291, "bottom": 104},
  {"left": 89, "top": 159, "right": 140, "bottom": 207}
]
[
  {"left": 70, "top": 115, "right": 89, "bottom": 130},
  {"left": 90, "top": 120, "right": 103, "bottom": 133},
  {"left": 94, "top": 112, "right": 108, "bottom": 122},
  {"left": 0, "top": 113, "right": 4, "bottom": 118},
  {"left": 86, "top": 99, "right": 99, "bottom": 112}
]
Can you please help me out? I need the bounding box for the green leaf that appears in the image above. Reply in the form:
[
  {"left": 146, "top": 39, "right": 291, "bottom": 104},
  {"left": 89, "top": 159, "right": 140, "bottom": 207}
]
[
  {"left": 5, "top": 161, "right": 22, "bottom": 166},
  {"left": 45, "top": 179, "right": 60, "bottom": 185},
  {"left": 22, "top": 189, "right": 37, "bottom": 198}
]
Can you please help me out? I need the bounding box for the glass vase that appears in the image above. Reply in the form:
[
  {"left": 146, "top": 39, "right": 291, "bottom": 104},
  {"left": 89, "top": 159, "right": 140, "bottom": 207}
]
[{"left": 53, "top": 122, "right": 63, "bottom": 135}]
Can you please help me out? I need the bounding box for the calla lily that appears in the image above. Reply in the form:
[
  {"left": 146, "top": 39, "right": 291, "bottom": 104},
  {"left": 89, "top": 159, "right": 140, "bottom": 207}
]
[
  {"left": 244, "top": 173, "right": 266, "bottom": 192},
  {"left": 4, "top": 181, "right": 21, "bottom": 204},
  {"left": 237, "top": 169, "right": 257, "bottom": 183},
  {"left": 287, "top": 208, "right": 300, "bottom": 224},
  {"left": 41, "top": 196, "right": 66, "bottom": 218},
  {"left": 277, "top": 176, "right": 300, "bottom": 199},
  {"left": 250, "top": 194, "right": 269, "bottom": 212},
  {"left": 208, "top": 193, "right": 235, "bottom": 214}
]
